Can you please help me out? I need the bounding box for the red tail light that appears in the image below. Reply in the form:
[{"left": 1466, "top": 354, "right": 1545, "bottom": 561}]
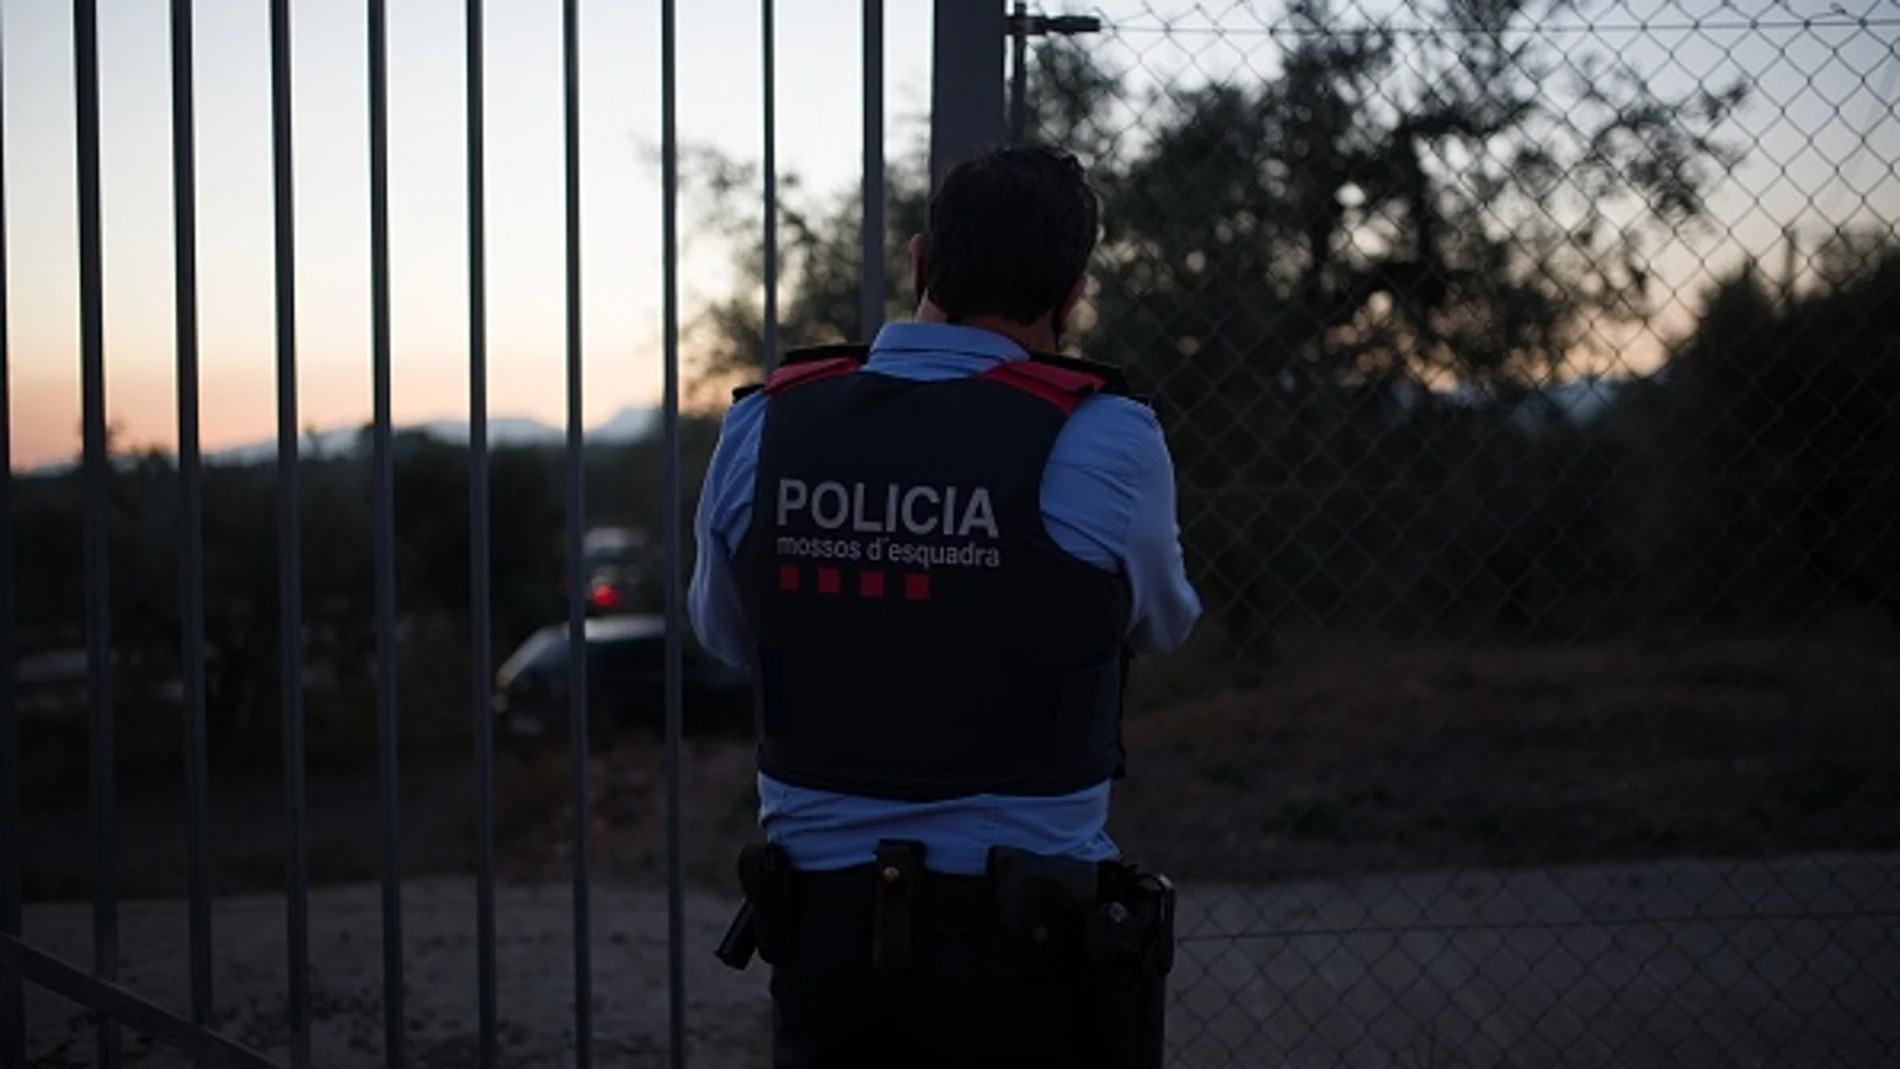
[{"left": 590, "top": 582, "right": 620, "bottom": 611}]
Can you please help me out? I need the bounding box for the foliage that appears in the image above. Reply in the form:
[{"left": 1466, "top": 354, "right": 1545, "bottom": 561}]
[
  {"left": 679, "top": 143, "right": 931, "bottom": 404},
  {"left": 1610, "top": 234, "right": 1900, "bottom": 622},
  {"left": 9, "top": 417, "right": 723, "bottom": 760},
  {"left": 675, "top": 0, "right": 1852, "bottom": 670},
  {"left": 10, "top": 0, "right": 1893, "bottom": 770}
]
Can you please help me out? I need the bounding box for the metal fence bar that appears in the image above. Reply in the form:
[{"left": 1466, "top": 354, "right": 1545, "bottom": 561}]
[
  {"left": 1114, "top": 14, "right": 1900, "bottom": 36},
  {"left": 0, "top": 9, "right": 21, "bottom": 1064},
  {"left": 859, "top": 0, "right": 883, "bottom": 339},
  {"left": 561, "top": 2, "right": 594, "bottom": 1063},
  {"left": 73, "top": 3, "right": 120, "bottom": 1064},
  {"left": 268, "top": 0, "right": 311, "bottom": 1063},
  {"left": 927, "top": 1, "right": 1004, "bottom": 188},
  {"left": 1180, "top": 909, "right": 1900, "bottom": 944},
  {"left": 1008, "top": 2, "right": 1028, "bottom": 143},
  {"left": 168, "top": 0, "right": 214, "bottom": 1035},
  {"left": 464, "top": 0, "right": 498, "bottom": 1065},
  {"left": 0, "top": 936, "right": 276, "bottom": 1069},
  {"left": 0, "top": 6, "right": 1895, "bottom": 1068},
  {"left": 366, "top": 2, "right": 404, "bottom": 1065},
  {"left": 659, "top": 2, "right": 686, "bottom": 1066},
  {"left": 760, "top": 0, "right": 778, "bottom": 371}
]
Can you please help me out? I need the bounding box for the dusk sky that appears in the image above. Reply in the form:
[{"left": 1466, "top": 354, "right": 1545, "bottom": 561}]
[{"left": 4, "top": 0, "right": 1895, "bottom": 470}]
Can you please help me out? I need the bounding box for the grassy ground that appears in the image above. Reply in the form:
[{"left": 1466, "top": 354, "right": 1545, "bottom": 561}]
[
  {"left": 17, "top": 633, "right": 1900, "bottom": 899},
  {"left": 1112, "top": 632, "right": 1900, "bottom": 880},
  {"left": 505, "top": 632, "right": 1900, "bottom": 886}
]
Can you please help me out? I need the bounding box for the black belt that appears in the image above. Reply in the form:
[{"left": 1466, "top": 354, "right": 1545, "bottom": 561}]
[
  {"left": 721, "top": 839, "right": 1117, "bottom": 977},
  {"left": 717, "top": 840, "right": 1178, "bottom": 1069},
  {"left": 791, "top": 863, "right": 993, "bottom": 921},
  {"left": 784, "top": 857, "right": 997, "bottom": 976}
]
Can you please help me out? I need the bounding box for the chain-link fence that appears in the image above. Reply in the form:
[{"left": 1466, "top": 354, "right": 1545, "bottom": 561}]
[
  {"left": 1017, "top": 1, "right": 1900, "bottom": 1065},
  {"left": 5, "top": 0, "right": 1897, "bottom": 1066}
]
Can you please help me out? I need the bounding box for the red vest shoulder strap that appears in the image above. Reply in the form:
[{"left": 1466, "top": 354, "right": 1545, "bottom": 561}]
[
  {"left": 732, "top": 344, "right": 871, "bottom": 402},
  {"left": 975, "top": 360, "right": 1106, "bottom": 415},
  {"left": 763, "top": 354, "right": 862, "bottom": 395}
]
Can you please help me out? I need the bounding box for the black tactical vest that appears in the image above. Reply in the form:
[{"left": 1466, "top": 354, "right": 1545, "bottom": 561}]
[{"left": 733, "top": 344, "right": 1136, "bottom": 801}]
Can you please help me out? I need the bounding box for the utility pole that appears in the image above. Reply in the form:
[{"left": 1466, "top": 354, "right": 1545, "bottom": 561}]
[
  {"left": 929, "top": 2, "right": 1104, "bottom": 184},
  {"left": 1006, "top": 3, "right": 1101, "bottom": 143}
]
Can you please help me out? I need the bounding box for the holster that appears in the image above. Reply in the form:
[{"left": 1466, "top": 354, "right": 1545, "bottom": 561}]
[
  {"left": 1083, "top": 860, "right": 1175, "bottom": 1069},
  {"left": 986, "top": 845, "right": 1101, "bottom": 973},
  {"left": 721, "top": 841, "right": 793, "bottom": 968},
  {"left": 871, "top": 839, "right": 927, "bottom": 972},
  {"left": 718, "top": 840, "right": 1176, "bottom": 1069}
]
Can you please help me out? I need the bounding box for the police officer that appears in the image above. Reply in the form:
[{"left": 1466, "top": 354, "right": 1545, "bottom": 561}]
[{"left": 690, "top": 144, "right": 1201, "bottom": 1068}]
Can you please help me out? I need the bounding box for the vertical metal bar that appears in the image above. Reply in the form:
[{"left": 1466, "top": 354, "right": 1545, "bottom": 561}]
[
  {"left": 0, "top": 10, "right": 22, "bottom": 1066},
  {"left": 73, "top": 3, "right": 120, "bottom": 1064},
  {"left": 464, "top": 1, "right": 498, "bottom": 1066},
  {"left": 169, "top": 0, "right": 214, "bottom": 1034},
  {"left": 561, "top": 2, "right": 593, "bottom": 1063},
  {"left": 1008, "top": 3, "right": 1028, "bottom": 143},
  {"left": 366, "top": 2, "right": 404, "bottom": 1065},
  {"left": 860, "top": 0, "right": 884, "bottom": 340},
  {"left": 928, "top": 0, "right": 1006, "bottom": 189},
  {"left": 659, "top": 1, "right": 686, "bottom": 1066},
  {"left": 760, "top": 0, "right": 778, "bottom": 372},
  {"left": 268, "top": 0, "right": 311, "bottom": 1064}
]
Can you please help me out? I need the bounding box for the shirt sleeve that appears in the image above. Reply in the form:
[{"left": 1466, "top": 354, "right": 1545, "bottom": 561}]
[
  {"left": 1040, "top": 396, "right": 1203, "bottom": 655},
  {"left": 689, "top": 392, "right": 767, "bottom": 668}
]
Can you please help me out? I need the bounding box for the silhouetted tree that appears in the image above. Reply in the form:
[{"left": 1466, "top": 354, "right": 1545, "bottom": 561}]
[
  {"left": 683, "top": 0, "right": 1744, "bottom": 655},
  {"left": 1623, "top": 232, "right": 1900, "bottom": 623}
]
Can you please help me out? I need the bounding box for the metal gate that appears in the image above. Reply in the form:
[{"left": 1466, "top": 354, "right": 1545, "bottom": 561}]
[
  {"left": 5, "top": 1, "right": 1900, "bottom": 1067},
  {"left": 0, "top": 1, "right": 954, "bottom": 1065}
]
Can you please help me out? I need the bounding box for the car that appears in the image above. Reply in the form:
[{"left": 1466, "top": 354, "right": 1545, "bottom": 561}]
[
  {"left": 584, "top": 564, "right": 647, "bottom": 617},
  {"left": 492, "top": 614, "right": 753, "bottom": 745},
  {"left": 576, "top": 527, "right": 661, "bottom": 617}
]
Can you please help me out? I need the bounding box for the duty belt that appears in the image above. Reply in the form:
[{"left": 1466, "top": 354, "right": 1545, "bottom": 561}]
[
  {"left": 716, "top": 838, "right": 1177, "bottom": 1069},
  {"left": 716, "top": 839, "right": 1173, "bottom": 981}
]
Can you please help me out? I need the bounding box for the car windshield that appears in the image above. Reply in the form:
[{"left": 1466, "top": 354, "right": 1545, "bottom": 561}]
[
  {"left": 497, "top": 628, "right": 567, "bottom": 683},
  {"left": 497, "top": 617, "right": 675, "bottom": 685},
  {"left": 599, "top": 635, "right": 664, "bottom": 664}
]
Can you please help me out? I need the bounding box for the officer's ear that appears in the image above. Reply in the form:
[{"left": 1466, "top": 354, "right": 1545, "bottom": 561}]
[
  {"left": 908, "top": 233, "right": 928, "bottom": 303},
  {"left": 1053, "top": 273, "right": 1087, "bottom": 338}
]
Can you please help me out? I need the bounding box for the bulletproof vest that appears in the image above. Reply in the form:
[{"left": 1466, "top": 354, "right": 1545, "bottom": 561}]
[{"left": 733, "top": 344, "right": 1136, "bottom": 802}]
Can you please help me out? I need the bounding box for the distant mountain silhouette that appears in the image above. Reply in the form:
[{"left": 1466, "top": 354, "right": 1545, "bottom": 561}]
[
  {"left": 204, "top": 406, "right": 659, "bottom": 466},
  {"left": 19, "top": 407, "right": 660, "bottom": 476},
  {"left": 23, "top": 378, "right": 1624, "bottom": 474}
]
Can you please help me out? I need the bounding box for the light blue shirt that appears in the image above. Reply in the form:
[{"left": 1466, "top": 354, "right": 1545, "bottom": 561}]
[{"left": 689, "top": 322, "right": 1202, "bottom": 875}]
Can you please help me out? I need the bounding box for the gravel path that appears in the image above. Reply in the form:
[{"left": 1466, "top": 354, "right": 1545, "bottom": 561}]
[
  {"left": 21, "top": 881, "right": 769, "bottom": 1068},
  {"left": 19, "top": 851, "right": 1900, "bottom": 1067}
]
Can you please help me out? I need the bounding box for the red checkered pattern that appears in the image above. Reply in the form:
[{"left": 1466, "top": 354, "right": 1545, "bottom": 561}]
[{"left": 774, "top": 565, "right": 930, "bottom": 601}]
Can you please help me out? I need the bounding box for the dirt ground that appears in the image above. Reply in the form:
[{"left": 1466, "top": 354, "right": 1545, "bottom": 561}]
[
  {"left": 18, "top": 633, "right": 1900, "bottom": 899},
  {"left": 20, "top": 851, "right": 1900, "bottom": 1067},
  {"left": 1112, "top": 631, "right": 1900, "bottom": 881},
  {"left": 519, "top": 631, "right": 1900, "bottom": 889},
  {"left": 13, "top": 634, "right": 1900, "bottom": 1066}
]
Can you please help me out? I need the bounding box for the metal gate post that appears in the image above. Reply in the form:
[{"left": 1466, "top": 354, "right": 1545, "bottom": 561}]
[
  {"left": 660, "top": 3, "right": 688, "bottom": 1068},
  {"left": 267, "top": 0, "right": 312, "bottom": 1062},
  {"left": 560, "top": 1, "right": 596, "bottom": 1064},
  {"left": 366, "top": 3, "right": 405, "bottom": 1064},
  {"left": 928, "top": 1, "right": 1006, "bottom": 188},
  {"left": 465, "top": 1, "right": 500, "bottom": 1065},
  {"left": 168, "top": 0, "right": 216, "bottom": 1040},
  {"left": 73, "top": 2, "right": 120, "bottom": 1061},
  {"left": 762, "top": 0, "right": 779, "bottom": 372},
  {"left": 0, "top": 6, "right": 20, "bottom": 1062},
  {"left": 860, "top": 0, "right": 885, "bottom": 339}
]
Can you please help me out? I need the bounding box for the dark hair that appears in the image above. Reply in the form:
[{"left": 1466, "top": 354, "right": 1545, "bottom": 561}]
[{"left": 921, "top": 144, "right": 1101, "bottom": 325}]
